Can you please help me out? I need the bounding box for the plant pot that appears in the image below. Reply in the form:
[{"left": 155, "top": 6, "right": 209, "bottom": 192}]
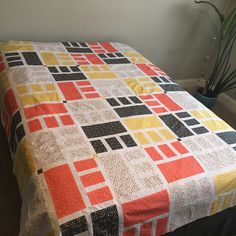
[{"left": 194, "top": 88, "right": 217, "bottom": 109}]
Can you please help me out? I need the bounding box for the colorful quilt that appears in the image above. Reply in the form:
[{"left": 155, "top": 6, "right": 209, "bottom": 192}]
[{"left": 0, "top": 41, "right": 236, "bottom": 236}]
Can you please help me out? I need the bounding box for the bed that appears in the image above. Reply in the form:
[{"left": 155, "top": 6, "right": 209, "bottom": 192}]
[{"left": 0, "top": 41, "right": 236, "bottom": 236}]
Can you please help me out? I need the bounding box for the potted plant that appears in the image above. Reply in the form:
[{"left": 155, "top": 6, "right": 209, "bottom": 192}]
[{"left": 194, "top": 0, "right": 236, "bottom": 108}]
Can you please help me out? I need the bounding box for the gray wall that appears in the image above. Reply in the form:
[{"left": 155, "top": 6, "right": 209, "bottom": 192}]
[{"left": 0, "top": 0, "right": 227, "bottom": 79}]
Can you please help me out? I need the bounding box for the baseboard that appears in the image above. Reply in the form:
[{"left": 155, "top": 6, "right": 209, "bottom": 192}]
[{"left": 177, "top": 78, "right": 236, "bottom": 116}]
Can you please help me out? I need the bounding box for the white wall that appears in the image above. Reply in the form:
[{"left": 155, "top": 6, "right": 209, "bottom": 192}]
[{"left": 0, "top": 0, "right": 227, "bottom": 79}]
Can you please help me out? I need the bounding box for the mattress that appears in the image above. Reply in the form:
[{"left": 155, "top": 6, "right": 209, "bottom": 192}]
[{"left": 0, "top": 41, "right": 236, "bottom": 236}]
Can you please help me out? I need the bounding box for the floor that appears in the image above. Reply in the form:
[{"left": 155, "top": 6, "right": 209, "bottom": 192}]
[{"left": 0, "top": 93, "right": 235, "bottom": 236}]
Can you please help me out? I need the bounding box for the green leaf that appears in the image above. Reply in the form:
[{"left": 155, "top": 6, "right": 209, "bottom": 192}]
[{"left": 223, "top": 7, "right": 236, "bottom": 38}]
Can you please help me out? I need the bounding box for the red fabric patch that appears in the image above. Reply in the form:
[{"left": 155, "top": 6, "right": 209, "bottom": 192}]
[
  {"left": 140, "top": 222, "right": 152, "bottom": 235},
  {"left": 4, "top": 89, "right": 18, "bottom": 117},
  {"left": 145, "top": 147, "right": 163, "bottom": 161},
  {"left": 74, "top": 158, "right": 98, "bottom": 172},
  {"left": 158, "top": 144, "right": 176, "bottom": 158},
  {"left": 60, "top": 115, "right": 74, "bottom": 126},
  {"left": 80, "top": 171, "right": 105, "bottom": 187},
  {"left": 85, "top": 93, "right": 100, "bottom": 99},
  {"left": 123, "top": 228, "right": 136, "bottom": 236},
  {"left": 87, "top": 186, "right": 113, "bottom": 205},
  {"left": 137, "top": 64, "right": 157, "bottom": 76},
  {"left": 44, "top": 116, "right": 58, "bottom": 128},
  {"left": 80, "top": 87, "right": 96, "bottom": 92},
  {"left": 44, "top": 164, "right": 86, "bottom": 219},
  {"left": 100, "top": 42, "right": 117, "bottom": 52},
  {"left": 140, "top": 95, "right": 154, "bottom": 100},
  {"left": 145, "top": 100, "right": 160, "bottom": 106},
  {"left": 158, "top": 156, "right": 204, "bottom": 183},
  {"left": 122, "top": 189, "right": 169, "bottom": 227},
  {"left": 154, "top": 94, "right": 182, "bottom": 111},
  {"left": 152, "top": 107, "right": 167, "bottom": 113},
  {"left": 156, "top": 217, "right": 168, "bottom": 236},
  {"left": 171, "top": 141, "right": 189, "bottom": 154},
  {"left": 58, "top": 82, "right": 82, "bottom": 100},
  {"left": 28, "top": 119, "right": 43, "bottom": 133},
  {"left": 24, "top": 103, "right": 67, "bottom": 119},
  {"left": 85, "top": 54, "right": 104, "bottom": 64},
  {"left": 76, "top": 81, "right": 91, "bottom": 86}
]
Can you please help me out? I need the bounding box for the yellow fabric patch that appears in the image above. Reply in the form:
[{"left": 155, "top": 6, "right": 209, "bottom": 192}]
[
  {"left": 87, "top": 72, "right": 117, "bottom": 80},
  {"left": 147, "top": 130, "right": 162, "bottom": 143},
  {"left": 214, "top": 169, "right": 236, "bottom": 195},
  {"left": 124, "top": 78, "right": 162, "bottom": 95},
  {"left": 139, "top": 77, "right": 150, "bottom": 82},
  {"left": 21, "top": 92, "right": 60, "bottom": 106},
  {"left": 143, "top": 82, "right": 156, "bottom": 87},
  {"left": 31, "top": 84, "right": 43, "bottom": 92},
  {"left": 0, "top": 42, "right": 33, "bottom": 52},
  {"left": 159, "top": 129, "right": 176, "bottom": 140},
  {"left": 203, "top": 119, "right": 232, "bottom": 132},
  {"left": 40, "top": 52, "right": 59, "bottom": 65},
  {"left": 17, "top": 85, "right": 28, "bottom": 94},
  {"left": 191, "top": 110, "right": 204, "bottom": 120},
  {"left": 201, "top": 110, "right": 218, "bottom": 119},
  {"left": 222, "top": 193, "right": 233, "bottom": 210},
  {"left": 134, "top": 132, "right": 150, "bottom": 145},
  {"left": 45, "top": 84, "right": 56, "bottom": 91},
  {"left": 210, "top": 197, "right": 221, "bottom": 215},
  {"left": 124, "top": 116, "right": 162, "bottom": 130},
  {"left": 13, "top": 138, "right": 36, "bottom": 194},
  {"left": 123, "top": 52, "right": 142, "bottom": 57},
  {"left": 62, "top": 61, "right": 76, "bottom": 65}
]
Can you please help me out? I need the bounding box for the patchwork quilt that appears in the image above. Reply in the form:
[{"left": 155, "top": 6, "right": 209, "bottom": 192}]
[{"left": 0, "top": 41, "right": 236, "bottom": 236}]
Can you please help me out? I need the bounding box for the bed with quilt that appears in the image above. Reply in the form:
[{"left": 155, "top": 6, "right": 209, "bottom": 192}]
[{"left": 0, "top": 41, "right": 236, "bottom": 236}]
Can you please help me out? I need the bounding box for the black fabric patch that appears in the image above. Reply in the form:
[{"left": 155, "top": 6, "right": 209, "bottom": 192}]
[
  {"left": 59, "top": 66, "right": 70, "bottom": 72},
  {"left": 159, "top": 84, "right": 185, "bottom": 92},
  {"left": 216, "top": 131, "right": 236, "bottom": 145},
  {"left": 62, "top": 42, "right": 70, "bottom": 47},
  {"left": 176, "top": 112, "right": 191, "bottom": 118},
  {"left": 37, "top": 168, "right": 43, "bottom": 175},
  {"left": 107, "top": 53, "right": 116, "bottom": 57},
  {"left": 118, "top": 97, "right": 131, "bottom": 105},
  {"left": 91, "top": 140, "right": 107, "bottom": 153},
  {"left": 66, "top": 47, "right": 93, "bottom": 53},
  {"left": 160, "top": 114, "right": 193, "bottom": 138},
  {"left": 184, "top": 119, "right": 200, "bottom": 126},
  {"left": 192, "top": 127, "right": 209, "bottom": 134},
  {"left": 105, "top": 137, "right": 123, "bottom": 150},
  {"left": 129, "top": 96, "right": 142, "bottom": 104},
  {"left": 5, "top": 52, "right": 19, "bottom": 56},
  {"left": 22, "top": 52, "right": 42, "bottom": 65},
  {"left": 48, "top": 67, "right": 58, "bottom": 73},
  {"left": 82, "top": 121, "right": 127, "bottom": 138},
  {"left": 103, "top": 58, "right": 130, "bottom": 64},
  {"left": 151, "top": 77, "right": 162, "bottom": 83},
  {"left": 6, "top": 56, "right": 21, "bottom": 62},
  {"left": 115, "top": 53, "right": 123, "bottom": 57},
  {"left": 98, "top": 54, "right": 107, "bottom": 58},
  {"left": 60, "top": 216, "right": 88, "bottom": 236},
  {"left": 91, "top": 205, "right": 119, "bottom": 236},
  {"left": 120, "top": 135, "right": 137, "bottom": 147},
  {"left": 71, "top": 66, "right": 81, "bottom": 72},
  {"left": 52, "top": 73, "right": 87, "bottom": 81},
  {"left": 160, "top": 77, "right": 171, "bottom": 83},
  {"left": 106, "top": 98, "right": 120, "bottom": 107},
  {"left": 114, "top": 105, "right": 152, "bottom": 118},
  {"left": 8, "top": 61, "right": 24, "bottom": 67},
  {"left": 16, "top": 124, "right": 25, "bottom": 143}
]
